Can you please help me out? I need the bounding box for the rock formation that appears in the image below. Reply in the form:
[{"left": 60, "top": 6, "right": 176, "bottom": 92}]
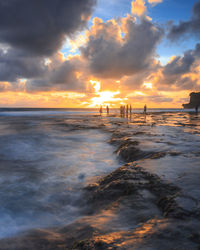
[{"left": 183, "top": 92, "right": 200, "bottom": 108}]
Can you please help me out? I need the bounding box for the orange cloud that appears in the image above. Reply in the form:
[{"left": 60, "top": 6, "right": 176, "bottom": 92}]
[
  {"left": 131, "top": 0, "right": 146, "bottom": 16},
  {"left": 85, "top": 17, "right": 123, "bottom": 43}
]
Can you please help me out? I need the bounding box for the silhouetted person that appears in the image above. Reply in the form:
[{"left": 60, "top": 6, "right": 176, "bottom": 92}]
[
  {"left": 99, "top": 105, "right": 103, "bottom": 115},
  {"left": 126, "top": 104, "right": 129, "bottom": 116},
  {"left": 106, "top": 105, "right": 109, "bottom": 114},
  {"left": 120, "top": 106, "right": 122, "bottom": 116},
  {"left": 195, "top": 105, "right": 199, "bottom": 113},
  {"left": 130, "top": 105, "right": 132, "bottom": 115},
  {"left": 120, "top": 105, "right": 125, "bottom": 117},
  {"left": 144, "top": 104, "right": 147, "bottom": 114}
]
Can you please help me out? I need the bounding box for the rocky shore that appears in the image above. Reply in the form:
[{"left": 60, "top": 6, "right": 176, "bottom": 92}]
[{"left": 0, "top": 113, "right": 200, "bottom": 249}]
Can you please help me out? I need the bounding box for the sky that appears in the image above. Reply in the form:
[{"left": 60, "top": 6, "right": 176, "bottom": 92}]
[{"left": 0, "top": 0, "right": 200, "bottom": 108}]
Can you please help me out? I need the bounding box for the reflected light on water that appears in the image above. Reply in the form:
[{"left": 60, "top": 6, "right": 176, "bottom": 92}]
[{"left": 91, "top": 219, "right": 167, "bottom": 248}]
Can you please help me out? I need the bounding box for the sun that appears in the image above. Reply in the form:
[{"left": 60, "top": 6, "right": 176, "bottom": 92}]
[
  {"left": 89, "top": 79, "right": 121, "bottom": 107},
  {"left": 143, "top": 82, "right": 153, "bottom": 89},
  {"left": 90, "top": 91, "right": 121, "bottom": 106}
]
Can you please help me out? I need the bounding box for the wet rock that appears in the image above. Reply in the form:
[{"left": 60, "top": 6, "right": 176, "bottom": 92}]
[
  {"left": 115, "top": 140, "right": 166, "bottom": 162},
  {"left": 150, "top": 152, "right": 167, "bottom": 159},
  {"left": 84, "top": 164, "right": 190, "bottom": 220},
  {"left": 189, "top": 232, "right": 200, "bottom": 244},
  {"left": 85, "top": 166, "right": 140, "bottom": 209},
  {"left": 157, "top": 195, "right": 188, "bottom": 219},
  {"left": 116, "top": 142, "right": 148, "bottom": 162},
  {"left": 169, "top": 151, "right": 181, "bottom": 156},
  {"left": 108, "top": 131, "right": 134, "bottom": 145},
  {"left": 109, "top": 136, "right": 135, "bottom": 146}
]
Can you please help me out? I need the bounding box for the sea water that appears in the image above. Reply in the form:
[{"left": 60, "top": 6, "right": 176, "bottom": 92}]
[
  {"left": 0, "top": 108, "right": 199, "bottom": 239},
  {"left": 0, "top": 109, "right": 120, "bottom": 238}
]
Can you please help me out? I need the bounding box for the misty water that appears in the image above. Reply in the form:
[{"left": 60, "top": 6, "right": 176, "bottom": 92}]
[
  {"left": 0, "top": 110, "right": 121, "bottom": 238},
  {"left": 0, "top": 109, "right": 200, "bottom": 241}
]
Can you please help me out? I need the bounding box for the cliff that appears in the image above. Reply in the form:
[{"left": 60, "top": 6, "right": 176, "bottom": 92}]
[{"left": 182, "top": 92, "right": 200, "bottom": 108}]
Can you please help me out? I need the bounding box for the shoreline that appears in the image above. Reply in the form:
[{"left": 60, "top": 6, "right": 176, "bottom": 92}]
[{"left": 0, "top": 112, "right": 200, "bottom": 249}]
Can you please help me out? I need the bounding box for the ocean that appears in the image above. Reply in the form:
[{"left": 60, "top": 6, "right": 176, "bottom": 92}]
[
  {"left": 0, "top": 108, "right": 121, "bottom": 238},
  {"left": 0, "top": 108, "right": 200, "bottom": 248}
]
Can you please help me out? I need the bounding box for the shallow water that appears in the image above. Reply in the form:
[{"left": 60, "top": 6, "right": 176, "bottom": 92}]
[
  {"left": 0, "top": 109, "right": 200, "bottom": 241},
  {"left": 116, "top": 112, "right": 200, "bottom": 209},
  {"left": 0, "top": 113, "right": 121, "bottom": 238}
]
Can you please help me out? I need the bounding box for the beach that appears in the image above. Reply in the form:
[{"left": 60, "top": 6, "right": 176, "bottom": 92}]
[{"left": 0, "top": 109, "right": 200, "bottom": 249}]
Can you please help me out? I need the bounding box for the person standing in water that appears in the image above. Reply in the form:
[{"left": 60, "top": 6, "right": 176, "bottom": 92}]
[
  {"left": 123, "top": 106, "right": 126, "bottom": 116},
  {"left": 144, "top": 104, "right": 147, "bottom": 114},
  {"left": 99, "top": 105, "right": 103, "bottom": 115},
  {"left": 195, "top": 105, "right": 199, "bottom": 114},
  {"left": 106, "top": 105, "right": 109, "bottom": 114},
  {"left": 130, "top": 104, "right": 132, "bottom": 115},
  {"left": 126, "top": 104, "right": 129, "bottom": 116}
]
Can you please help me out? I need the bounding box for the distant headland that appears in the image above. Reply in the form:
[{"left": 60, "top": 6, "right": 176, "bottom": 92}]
[{"left": 183, "top": 92, "right": 200, "bottom": 109}]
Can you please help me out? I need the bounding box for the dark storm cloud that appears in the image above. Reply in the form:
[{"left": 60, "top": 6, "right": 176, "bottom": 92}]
[
  {"left": 0, "top": 0, "right": 96, "bottom": 56},
  {"left": 0, "top": 48, "right": 87, "bottom": 91},
  {"left": 0, "top": 0, "right": 96, "bottom": 86},
  {"left": 81, "top": 17, "right": 163, "bottom": 78},
  {"left": 0, "top": 48, "right": 47, "bottom": 82},
  {"left": 26, "top": 57, "right": 87, "bottom": 92},
  {"left": 50, "top": 61, "right": 77, "bottom": 84},
  {"left": 168, "top": 0, "right": 200, "bottom": 40}
]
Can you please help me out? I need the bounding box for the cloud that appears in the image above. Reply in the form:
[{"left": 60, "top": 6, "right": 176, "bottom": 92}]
[
  {"left": 148, "top": 0, "right": 163, "bottom": 4},
  {"left": 131, "top": 0, "right": 147, "bottom": 16},
  {"left": 0, "top": 0, "right": 164, "bottom": 95},
  {"left": 152, "top": 43, "right": 200, "bottom": 90},
  {"left": 119, "top": 69, "right": 156, "bottom": 91},
  {"left": 1, "top": 0, "right": 197, "bottom": 108},
  {"left": 25, "top": 55, "right": 88, "bottom": 92},
  {"left": 126, "top": 92, "right": 173, "bottom": 106},
  {"left": 0, "top": 48, "right": 48, "bottom": 82},
  {"left": 0, "top": 0, "right": 96, "bottom": 56},
  {"left": 163, "top": 51, "right": 195, "bottom": 77},
  {"left": 168, "top": 0, "right": 200, "bottom": 40},
  {"left": 0, "top": 0, "right": 97, "bottom": 89},
  {"left": 81, "top": 15, "right": 163, "bottom": 79},
  {"left": 0, "top": 82, "right": 12, "bottom": 92},
  {"left": 145, "top": 95, "right": 173, "bottom": 103},
  {"left": 0, "top": 50, "right": 89, "bottom": 93},
  {"left": 0, "top": 91, "right": 87, "bottom": 107}
]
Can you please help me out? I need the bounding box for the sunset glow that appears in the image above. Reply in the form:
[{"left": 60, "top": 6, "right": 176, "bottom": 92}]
[
  {"left": 0, "top": 0, "right": 199, "bottom": 108},
  {"left": 0, "top": 0, "right": 200, "bottom": 250},
  {"left": 143, "top": 83, "right": 153, "bottom": 89},
  {"left": 1, "top": 1, "right": 200, "bottom": 248},
  {"left": 90, "top": 80, "right": 101, "bottom": 92},
  {"left": 90, "top": 91, "right": 121, "bottom": 107}
]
